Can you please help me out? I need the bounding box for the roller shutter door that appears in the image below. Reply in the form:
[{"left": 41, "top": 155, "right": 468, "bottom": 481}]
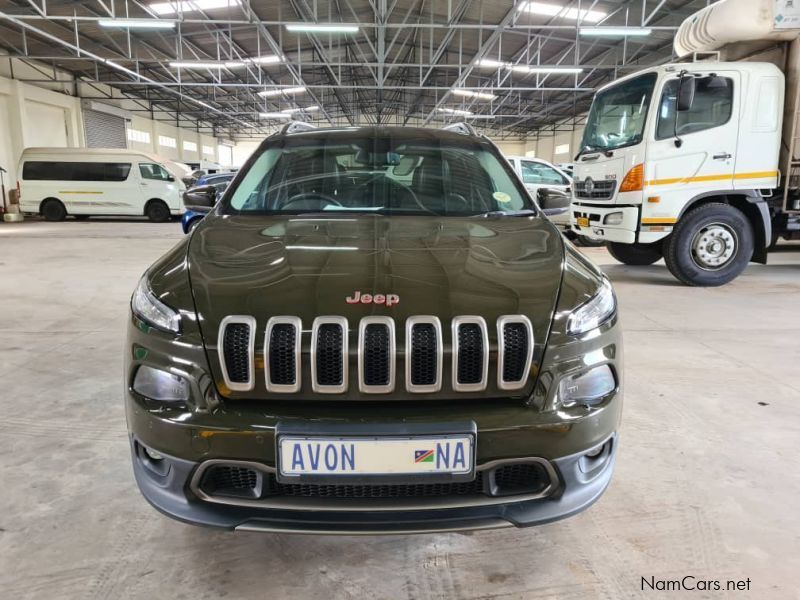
[{"left": 83, "top": 109, "right": 126, "bottom": 149}]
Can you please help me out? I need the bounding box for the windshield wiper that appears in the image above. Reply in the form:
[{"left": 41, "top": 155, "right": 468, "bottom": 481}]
[{"left": 476, "top": 209, "right": 537, "bottom": 218}]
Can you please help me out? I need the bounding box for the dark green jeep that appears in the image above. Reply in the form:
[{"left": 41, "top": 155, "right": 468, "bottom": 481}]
[{"left": 125, "top": 123, "right": 622, "bottom": 534}]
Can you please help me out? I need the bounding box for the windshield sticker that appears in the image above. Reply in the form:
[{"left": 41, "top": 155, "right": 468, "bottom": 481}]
[{"left": 493, "top": 191, "right": 511, "bottom": 203}]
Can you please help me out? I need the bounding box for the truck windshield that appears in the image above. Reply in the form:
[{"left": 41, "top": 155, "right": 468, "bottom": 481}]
[
  {"left": 580, "top": 72, "right": 657, "bottom": 153},
  {"left": 223, "top": 130, "right": 533, "bottom": 216}
]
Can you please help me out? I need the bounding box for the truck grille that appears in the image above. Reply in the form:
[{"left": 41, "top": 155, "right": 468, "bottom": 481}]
[
  {"left": 218, "top": 314, "right": 532, "bottom": 395},
  {"left": 575, "top": 178, "right": 616, "bottom": 200}
]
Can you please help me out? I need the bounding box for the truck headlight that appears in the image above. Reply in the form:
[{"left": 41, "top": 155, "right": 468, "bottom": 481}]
[
  {"left": 567, "top": 279, "right": 616, "bottom": 335},
  {"left": 131, "top": 277, "right": 180, "bottom": 333},
  {"left": 133, "top": 365, "right": 189, "bottom": 402},
  {"left": 604, "top": 212, "right": 623, "bottom": 225},
  {"left": 560, "top": 365, "right": 616, "bottom": 406}
]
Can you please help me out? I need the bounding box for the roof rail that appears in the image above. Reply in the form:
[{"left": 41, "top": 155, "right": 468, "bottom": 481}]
[
  {"left": 281, "top": 121, "right": 317, "bottom": 135},
  {"left": 442, "top": 122, "right": 478, "bottom": 136}
]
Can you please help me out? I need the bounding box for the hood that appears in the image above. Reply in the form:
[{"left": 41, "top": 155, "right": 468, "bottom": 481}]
[{"left": 188, "top": 213, "right": 565, "bottom": 400}]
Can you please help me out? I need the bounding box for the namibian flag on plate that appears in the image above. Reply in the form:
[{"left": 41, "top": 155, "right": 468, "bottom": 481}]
[{"left": 415, "top": 449, "right": 434, "bottom": 463}]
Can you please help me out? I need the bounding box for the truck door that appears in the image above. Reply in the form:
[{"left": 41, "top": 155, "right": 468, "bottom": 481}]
[{"left": 646, "top": 70, "right": 739, "bottom": 219}]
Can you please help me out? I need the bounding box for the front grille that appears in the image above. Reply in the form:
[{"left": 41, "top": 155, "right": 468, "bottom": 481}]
[
  {"left": 265, "top": 474, "right": 484, "bottom": 498},
  {"left": 363, "top": 324, "right": 390, "bottom": 385},
  {"left": 575, "top": 178, "right": 616, "bottom": 200},
  {"left": 491, "top": 462, "right": 550, "bottom": 496},
  {"left": 265, "top": 317, "right": 301, "bottom": 392},
  {"left": 200, "top": 465, "right": 260, "bottom": 499},
  {"left": 410, "top": 324, "right": 437, "bottom": 385},
  {"left": 196, "top": 461, "right": 553, "bottom": 503},
  {"left": 219, "top": 317, "right": 255, "bottom": 390},
  {"left": 453, "top": 318, "right": 488, "bottom": 391},
  {"left": 312, "top": 317, "right": 348, "bottom": 393},
  {"left": 359, "top": 317, "right": 395, "bottom": 393},
  {"left": 502, "top": 323, "right": 528, "bottom": 382}
]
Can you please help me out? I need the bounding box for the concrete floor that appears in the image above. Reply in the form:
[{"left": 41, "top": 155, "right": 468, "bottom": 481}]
[{"left": 1, "top": 219, "right": 798, "bottom": 600}]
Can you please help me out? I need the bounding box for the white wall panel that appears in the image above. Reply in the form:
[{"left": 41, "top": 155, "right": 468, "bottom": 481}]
[{"left": 25, "top": 100, "right": 68, "bottom": 147}]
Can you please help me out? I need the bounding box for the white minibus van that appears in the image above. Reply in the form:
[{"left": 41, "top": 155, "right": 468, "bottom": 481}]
[{"left": 18, "top": 148, "right": 185, "bottom": 222}]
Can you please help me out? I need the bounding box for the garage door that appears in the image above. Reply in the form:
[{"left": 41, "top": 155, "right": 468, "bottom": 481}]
[
  {"left": 25, "top": 101, "right": 68, "bottom": 147},
  {"left": 0, "top": 95, "right": 13, "bottom": 177},
  {"left": 83, "top": 109, "right": 126, "bottom": 149}
]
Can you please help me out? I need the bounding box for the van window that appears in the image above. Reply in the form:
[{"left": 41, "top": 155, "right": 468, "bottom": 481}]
[
  {"left": 22, "top": 161, "right": 132, "bottom": 181},
  {"left": 139, "top": 163, "right": 172, "bottom": 181},
  {"left": 520, "top": 161, "right": 568, "bottom": 185},
  {"left": 656, "top": 75, "right": 734, "bottom": 140}
]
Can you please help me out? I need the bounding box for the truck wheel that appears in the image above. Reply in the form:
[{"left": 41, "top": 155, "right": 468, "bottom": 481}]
[
  {"left": 575, "top": 235, "right": 606, "bottom": 248},
  {"left": 145, "top": 200, "right": 170, "bottom": 223},
  {"left": 607, "top": 241, "right": 661, "bottom": 265},
  {"left": 663, "top": 203, "right": 753, "bottom": 287},
  {"left": 41, "top": 198, "right": 67, "bottom": 222}
]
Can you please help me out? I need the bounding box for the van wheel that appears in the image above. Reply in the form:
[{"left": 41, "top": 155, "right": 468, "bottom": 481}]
[
  {"left": 607, "top": 241, "right": 662, "bottom": 265},
  {"left": 663, "top": 203, "right": 753, "bottom": 286},
  {"left": 146, "top": 200, "right": 170, "bottom": 223},
  {"left": 41, "top": 199, "right": 67, "bottom": 222}
]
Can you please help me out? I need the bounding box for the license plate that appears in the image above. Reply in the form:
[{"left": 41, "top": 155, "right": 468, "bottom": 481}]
[
  {"left": 278, "top": 435, "right": 474, "bottom": 478},
  {"left": 576, "top": 216, "right": 590, "bottom": 228}
]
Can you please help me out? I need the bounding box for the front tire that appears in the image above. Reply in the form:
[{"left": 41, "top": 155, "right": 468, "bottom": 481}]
[
  {"left": 145, "top": 200, "right": 171, "bottom": 223},
  {"left": 607, "top": 241, "right": 662, "bottom": 265},
  {"left": 41, "top": 198, "right": 67, "bottom": 222},
  {"left": 663, "top": 202, "right": 753, "bottom": 287}
]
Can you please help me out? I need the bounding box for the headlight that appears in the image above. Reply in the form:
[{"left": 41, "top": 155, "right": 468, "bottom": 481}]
[
  {"left": 604, "top": 211, "right": 623, "bottom": 225},
  {"left": 567, "top": 279, "right": 616, "bottom": 335},
  {"left": 559, "top": 365, "right": 616, "bottom": 406},
  {"left": 131, "top": 277, "right": 180, "bottom": 333},
  {"left": 133, "top": 365, "right": 189, "bottom": 402}
]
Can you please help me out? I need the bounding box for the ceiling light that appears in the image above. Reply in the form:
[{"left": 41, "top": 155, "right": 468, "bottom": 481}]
[
  {"left": 149, "top": 0, "right": 241, "bottom": 16},
  {"left": 285, "top": 24, "right": 359, "bottom": 33},
  {"left": 438, "top": 108, "right": 474, "bottom": 116},
  {"left": 259, "top": 112, "right": 292, "bottom": 119},
  {"left": 477, "top": 58, "right": 505, "bottom": 68},
  {"left": 512, "top": 66, "right": 583, "bottom": 74},
  {"left": 281, "top": 105, "right": 320, "bottom": 113},
  {"left": 258, "top": 86, "right": 307, "bottom": 97},
  {"left": 249, "top": 55, "right": 282, "bottom": 64},
  {"left": 452, "top": 89, "right": 496, "bottom": 100},
  {"left": 520, "top": 1, "right": 606, "bottom": 23},
  {"left": 98, "top": 18, "right": 175, "bottom": 29},
  {"left": 169, "top": 60, "right": 246, "bottom": 69},
  {"left": 579, "top": 27, "right": 652, "bottom": 36}
]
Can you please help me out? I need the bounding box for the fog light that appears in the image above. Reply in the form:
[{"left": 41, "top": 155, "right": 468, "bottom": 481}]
[
  {"left": 560, "top": 364, "right": 615, "bottom": 406},
  {"left": 585, "top": 445, "right": 604, "bottom": 458},
  {"left": 604, "top": 211, "right": 624, "bottom": 225},
  {"left": 133, "top": 365, "right": 189, "bottom": 401},
  {"left": 144, "top": 447, "right": 164, "bottom": 461}
]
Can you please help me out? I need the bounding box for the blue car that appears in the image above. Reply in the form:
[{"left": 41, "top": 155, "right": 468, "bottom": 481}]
[{"left": 181, "top": 176, "right": 234, "bottom": 233}]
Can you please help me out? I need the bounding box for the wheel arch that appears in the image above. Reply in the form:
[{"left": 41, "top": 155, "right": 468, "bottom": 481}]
[
  {"left": 677, "top": 190, "right": 770, "bottom": 264},
  {"left": 39, "top": 196, "right": 65, "bottom": 214}
]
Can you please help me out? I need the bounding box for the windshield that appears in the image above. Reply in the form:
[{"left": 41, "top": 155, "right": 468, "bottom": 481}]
[
  {"left": 581, "top": 72, "right": 657, "bottom": 153},
  {"left": 224, "top": 130, "right": 533, "bottom": 216}
]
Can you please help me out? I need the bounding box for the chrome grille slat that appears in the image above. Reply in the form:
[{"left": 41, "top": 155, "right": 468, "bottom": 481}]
[
  {"left": 497, "top": 315, "right": 534, "bottom": 391},
  {"left": 264, "top": 316, "right": 302, "bottom": 393},
  {"left": 405, "top": 316, "right": 443, "bottom": 394},
  {"left": 358, "top": 316, "right": 396, "bottom": 394},
  {"left": 218, "top": 315, "right": 256, "bottom": 392},
  {"left": 311, "top": 316, "right": 348, "bottom": 394},
  {"left": 451, "top": 316, "right": 489, "bottom": 392}
]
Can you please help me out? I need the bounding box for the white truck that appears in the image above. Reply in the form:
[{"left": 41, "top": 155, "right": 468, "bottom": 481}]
[{"left": 570, "top": 0, "right": 800, "bottom": 285}]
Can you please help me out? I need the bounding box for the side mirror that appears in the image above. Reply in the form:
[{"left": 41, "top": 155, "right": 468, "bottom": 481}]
[
  {"left": 676, "top": 74, "right": 696, "bottom": 112},
  {"left": 167, "top": 174, "right": 175, "bottom": 182},
  {"left": 183, "top": 185, "right": 217, "bottom": 211},
  {"left": 537, "top": 188, "right": 570, "bottom": 217}
]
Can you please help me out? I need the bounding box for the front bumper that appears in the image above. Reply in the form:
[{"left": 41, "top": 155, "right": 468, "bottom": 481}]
[
  {"left": 130, "top": 432, "right": 617, "bottom": 534},
  {"left": 571, "top": 204, "right": 639, "bottom": 244}
]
